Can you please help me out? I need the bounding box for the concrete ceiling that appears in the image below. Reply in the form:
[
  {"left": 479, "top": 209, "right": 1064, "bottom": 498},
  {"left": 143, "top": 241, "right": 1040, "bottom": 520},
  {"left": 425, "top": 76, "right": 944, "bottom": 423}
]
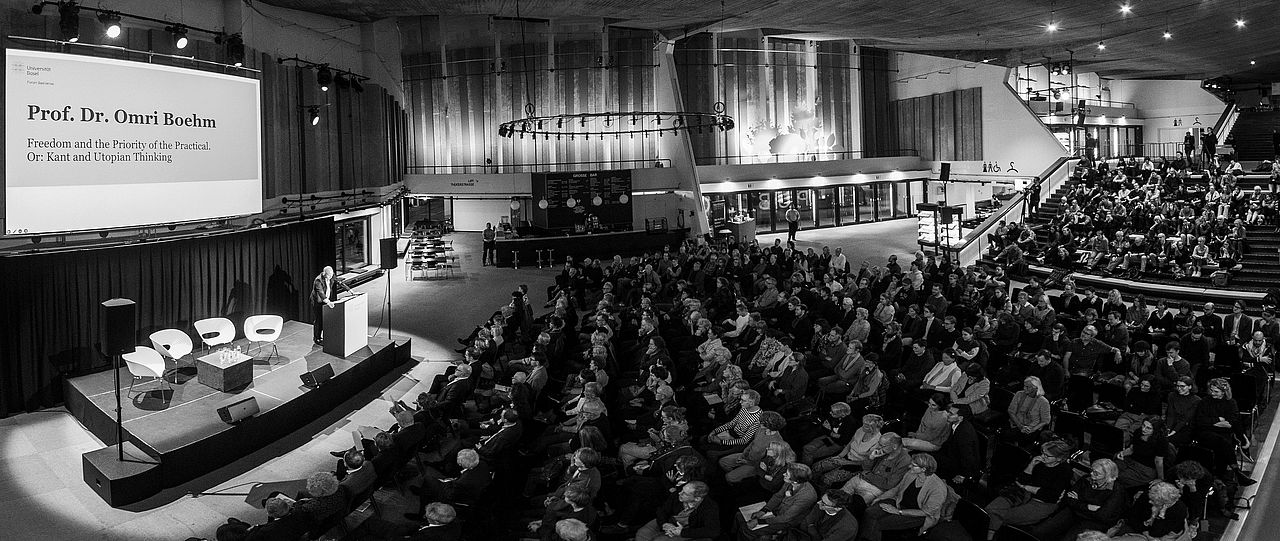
[{"left": 262, "top": 0, "right": 1280, "bottom": 82}]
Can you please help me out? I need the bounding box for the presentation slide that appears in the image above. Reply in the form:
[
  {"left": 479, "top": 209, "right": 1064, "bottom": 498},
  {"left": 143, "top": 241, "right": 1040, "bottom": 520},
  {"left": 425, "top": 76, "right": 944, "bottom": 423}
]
[{"left": 4, "top": 49, "right": 263, "bottom": 235}]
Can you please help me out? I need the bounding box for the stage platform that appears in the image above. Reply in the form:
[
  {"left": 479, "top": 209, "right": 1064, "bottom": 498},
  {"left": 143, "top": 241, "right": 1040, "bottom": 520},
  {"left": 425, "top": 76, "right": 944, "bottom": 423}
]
[{"left": 65, "top": 320, "right": 411, "bottom": 495}]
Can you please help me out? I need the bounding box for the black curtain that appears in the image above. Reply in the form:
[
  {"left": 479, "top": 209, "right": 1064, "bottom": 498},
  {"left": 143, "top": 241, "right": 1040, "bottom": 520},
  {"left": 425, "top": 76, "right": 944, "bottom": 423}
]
[{"left": 0, "top": 219, "right": 335, "bottom": 418}]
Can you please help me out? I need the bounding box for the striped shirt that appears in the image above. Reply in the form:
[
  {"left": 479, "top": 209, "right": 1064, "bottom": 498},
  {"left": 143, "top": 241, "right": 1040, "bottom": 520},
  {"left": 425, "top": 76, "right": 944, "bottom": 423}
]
[{"left": 714, "top": 406, "right": 762, "bottom": 445}]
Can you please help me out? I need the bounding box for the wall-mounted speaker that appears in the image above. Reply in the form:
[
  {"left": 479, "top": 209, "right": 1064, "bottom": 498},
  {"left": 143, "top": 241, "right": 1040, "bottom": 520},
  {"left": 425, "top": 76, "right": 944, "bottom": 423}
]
[
  {"left": 100, "top": 298, "right": 137, "bottom": 356},
  {"left": 939, "top": 162, "right": 951, "bottom": 184},
  {"left": 379, "top": 238, "right": 398, "bottom": 270}
]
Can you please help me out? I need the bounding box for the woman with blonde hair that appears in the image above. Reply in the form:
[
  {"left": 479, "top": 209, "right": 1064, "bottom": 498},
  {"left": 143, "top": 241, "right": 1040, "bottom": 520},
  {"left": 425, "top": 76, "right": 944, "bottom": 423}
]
[
  {"left": 1005, "top": 376, "right": 1051, "bottom": 445},
  {"left": 812, "top": 413, "right": 884, "bottom": 488},
  {"left": 859, "top": 453, "right": 959, "bottom": 541},
  {"left": 1106, "top": 481, "right": 1188, "bottom": 540}
]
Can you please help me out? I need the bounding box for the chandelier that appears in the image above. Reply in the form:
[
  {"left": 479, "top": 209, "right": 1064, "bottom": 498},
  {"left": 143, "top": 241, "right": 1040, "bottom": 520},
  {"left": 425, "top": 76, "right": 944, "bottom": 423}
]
[{"left": 497, "top": 103, "right": 735, "bottom": 140}]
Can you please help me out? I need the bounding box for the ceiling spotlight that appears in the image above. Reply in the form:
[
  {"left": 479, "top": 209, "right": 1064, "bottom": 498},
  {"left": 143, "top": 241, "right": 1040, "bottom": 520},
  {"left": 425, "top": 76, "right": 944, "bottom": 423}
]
[
  {"left": 334, "top": 72, "right": 350, "bottom": 90},
  {"left": 308, "top": 106, "right": 320, "bottom": 126},
  {"left": 316, "top": 66, "right": 332, "bottom": 91},
  {"left": 58, "top": 1, "right": 80, "bottom": 43},
  {"left": 1251, "top": 60, "right": 1257, "bottom": 65},
  {"left": 1119, "top": 4, "right": 1132, "bottom": 14},
  {"left": 167, "top": 24, "right": 188, "bottom": 49},
  {"left": 1097, "top": 41, "right": 1106, "bottom": 50},
  {"left": 1162, "top": 31, "right": 1172, "bottom": 39},
  {"left": 350, "top": 77, "right": 364, "bottom": 92},
  {"left": 1045, "top": 22, "right": 1060, "bottom": 32},
  {"left": 1236, "top": 18, "right": 1246, "bottom": 28},
  {"left": 97, "top": 11, "right": 121, "bottom": 39}
]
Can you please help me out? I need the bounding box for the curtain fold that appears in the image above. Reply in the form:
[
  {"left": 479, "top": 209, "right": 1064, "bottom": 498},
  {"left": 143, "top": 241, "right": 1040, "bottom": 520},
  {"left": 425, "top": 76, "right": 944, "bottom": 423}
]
[{"left": 0, "top": 219, "right": 335, "bottom": 418}]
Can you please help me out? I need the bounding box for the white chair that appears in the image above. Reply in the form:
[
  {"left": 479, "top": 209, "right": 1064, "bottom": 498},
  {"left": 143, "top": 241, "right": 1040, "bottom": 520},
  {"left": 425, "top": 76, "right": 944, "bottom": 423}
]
[
  {"left": 123, "top": 346, "right": 169, "bottom": 395},
  {"left": 149, "top": 329, "right": 193, "bottom": 366},
  {"left": 243, "top": 315, "right": 284, "bottom": 362},
  {"left": 194, "top": 317, "right": 235, "bottom": 350}
]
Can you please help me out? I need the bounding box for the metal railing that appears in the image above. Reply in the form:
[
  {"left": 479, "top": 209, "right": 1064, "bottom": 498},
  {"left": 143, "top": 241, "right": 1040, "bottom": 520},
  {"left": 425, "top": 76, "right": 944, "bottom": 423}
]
[
  {"left": 1214, "top": 103, "right": 1240, "bottom": 140},
  {"left": 948, "top": 156, "right": 1078, "bottom": 266},
  {"left": 407, "top": 158, "right": 671, "bottom": 174},
  {"left": 695, "top": 148, "right": 920, "bottom": 166}
]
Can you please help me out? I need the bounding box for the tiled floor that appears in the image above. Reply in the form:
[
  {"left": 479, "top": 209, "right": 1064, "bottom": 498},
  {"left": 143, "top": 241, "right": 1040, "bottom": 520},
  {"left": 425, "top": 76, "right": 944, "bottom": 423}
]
[{"left": 0, "top": 219, "right": 921, "bottom": 539}]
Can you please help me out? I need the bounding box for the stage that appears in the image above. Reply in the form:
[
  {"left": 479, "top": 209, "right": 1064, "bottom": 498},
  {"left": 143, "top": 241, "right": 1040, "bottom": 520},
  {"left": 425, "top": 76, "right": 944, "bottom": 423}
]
[{"left": 64, "top": 320, "right": 411, "bottom": 501}]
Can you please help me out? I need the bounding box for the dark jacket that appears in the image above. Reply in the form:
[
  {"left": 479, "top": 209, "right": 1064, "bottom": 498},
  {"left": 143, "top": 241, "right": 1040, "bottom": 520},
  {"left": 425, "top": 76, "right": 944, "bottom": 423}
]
[
  {"left": 788, "top": 506, "right": 858, "bottom": 541},
  {"left": 476, "top": 422, "right": 523, "bottom": 462},
  {"left": 933, "top": 419, "right": 981, "bottom": 480},
  {"left": 404, "top": 522, "right": 462, "bottom": 541},
  {"left": 653, "top": 493, "right": 721, "bottom": 539},
  {"left": 246, "top": 512, "right": 312, "bottom": 541}
]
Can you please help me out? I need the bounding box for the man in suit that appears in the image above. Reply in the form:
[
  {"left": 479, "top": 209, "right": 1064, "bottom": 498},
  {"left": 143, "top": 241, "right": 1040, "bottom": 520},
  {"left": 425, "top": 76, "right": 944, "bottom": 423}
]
[
  {"left": 311, "top": 266, "right": 336, "bottom": 344},
  {"left": 406, "top": 448, "right": 492, "bottom": 521},
  {"left": 429, "top": 364, "right": 473, "bottom": 420},
  {"left": 244, "top": 496, "right": 312, "bottom": 541},
  {"left": 1223, "top": 300, "right": 1255, "bottom": 345},
  {"left": 475, "top": 408, "right": 522, "bottom": 463},
  {"left": 337, "top": 449, "right": 377, "bottom": 496},
  {"left": 634, "top": 481, "right": 719, "bottom": 541},
  {"left": 788, "top": 488, "right": 859, "bottom": 541},
  {"left": 933, "top": 403, "right": 981, "bottom": 484},
  {"left": 403, "top": 502, "right": 462, "bottom": 541}
]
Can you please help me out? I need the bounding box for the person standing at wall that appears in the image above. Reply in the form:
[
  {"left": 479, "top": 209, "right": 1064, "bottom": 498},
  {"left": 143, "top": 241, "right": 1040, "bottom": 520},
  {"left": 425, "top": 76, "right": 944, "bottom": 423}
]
[
  {"left": 482, "top": 222, "right": 497, "bottom": 266},
  {"left": 786, "top": 204, "right": 800, "bottom": 242},
  {"left": 1183, "top": 130, "right": 1196, "bottom": 168},
  {"left": 1202, "top": 127, "right": 1218, "bottom": 169}
]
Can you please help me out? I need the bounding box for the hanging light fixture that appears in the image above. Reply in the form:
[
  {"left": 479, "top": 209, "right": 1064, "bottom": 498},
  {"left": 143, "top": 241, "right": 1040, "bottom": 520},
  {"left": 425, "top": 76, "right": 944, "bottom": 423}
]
[
  {"left": 317, "top": 66, "right": 332, "bottom": 91},
  {"left": 58, "top": 1, "right": 80, "bottom": 42},
  {"left": 97, "top": 11, "right": 121, "bottom": 38},
  {"left": 167, "top": 24, "right": 189, "bottom": 49}
]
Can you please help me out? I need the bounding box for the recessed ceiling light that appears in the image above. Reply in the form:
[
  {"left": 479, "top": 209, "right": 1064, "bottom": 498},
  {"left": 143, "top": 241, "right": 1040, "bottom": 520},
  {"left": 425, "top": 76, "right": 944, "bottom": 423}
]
[
  {"left": 1119, "top": 4, "right": 1132, "bottom": 14},
  {"left": 1251, "top": 60, "right": 1257, "bottom": 65},
  {"left": 1097, "top": 41, "right": 1106, "bottom": 50},
  {"left": 1162, "top": 31, "right": 1172, "bottom": 39},
  {"left": 1046, "top": 22, "right": 1060, "bottom": 32},
  {"left": 1236, "top": 18, "right": 1246, "bottom": 29}
]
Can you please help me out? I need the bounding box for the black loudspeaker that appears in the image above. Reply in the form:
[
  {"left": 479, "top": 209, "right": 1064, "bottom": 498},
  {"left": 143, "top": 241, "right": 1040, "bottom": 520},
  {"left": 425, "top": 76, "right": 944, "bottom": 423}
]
[
  {"left": 217, "top": 396, "right": 260, "bottom": 423},
  {"left": 380, "top": 238, "right": 398, "bottom": 270},
  {"left": 100, "top": 298, "right": 137, "bottom": 356},
  {"left": 1076, "top": 100, "right": 1087, "bottom": 126},
  {"left": 82, "top": 441, "right": 161, "bottom": 507},
  {"left": 300, "top": 363, "right": 335, "bottom": 388},
  {"left": 939, "top": 162, "right": 951, "bottom": 184}
]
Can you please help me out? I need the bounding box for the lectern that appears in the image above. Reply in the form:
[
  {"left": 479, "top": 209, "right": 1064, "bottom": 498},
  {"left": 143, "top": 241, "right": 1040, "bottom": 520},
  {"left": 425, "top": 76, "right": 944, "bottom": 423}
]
[{"left": 323, "top": 293, "right": 368, "bottom": 358}]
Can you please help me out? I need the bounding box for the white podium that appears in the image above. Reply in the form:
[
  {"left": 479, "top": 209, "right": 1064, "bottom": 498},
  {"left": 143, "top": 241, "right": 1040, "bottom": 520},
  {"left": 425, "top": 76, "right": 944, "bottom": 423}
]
[{"left": 323, "top": 293, "right": 368, "bottom": 358}]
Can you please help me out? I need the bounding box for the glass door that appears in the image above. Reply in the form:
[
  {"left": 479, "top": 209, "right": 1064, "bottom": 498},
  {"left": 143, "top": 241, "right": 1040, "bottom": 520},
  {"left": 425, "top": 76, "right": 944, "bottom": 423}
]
[
  {"left": 794, "top": 188, "right": 815, "bottom": 230},
  {"left": 335, "top": 218, "right": 368, "bottom": 273},
  {"left": 893, "top": 182, "right": 912, "bottom": 218},
  {"left": 815, "top": 188, "right": 836, "bottom": 227},
  {"left": 874, "top": 184, "right": 892, "bottom": 220},
  {"left": 838, "top": 186, "right": 859, "bottom": 225},
  {"left": 754, "top": 191, "right": 774, "bottom": 234},
  {"left": 856, "top": 185, "right": 876, "bottom": 221}
]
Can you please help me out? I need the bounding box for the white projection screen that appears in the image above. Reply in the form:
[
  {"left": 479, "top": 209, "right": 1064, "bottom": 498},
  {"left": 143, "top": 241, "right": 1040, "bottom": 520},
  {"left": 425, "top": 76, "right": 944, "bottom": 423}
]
[{"left": 4, "top": 49, "right": 263, "bottom": 235}]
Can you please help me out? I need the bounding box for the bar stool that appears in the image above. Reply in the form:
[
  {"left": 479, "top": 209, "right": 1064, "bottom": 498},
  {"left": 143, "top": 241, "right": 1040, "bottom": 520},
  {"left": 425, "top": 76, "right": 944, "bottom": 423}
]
[
  {"left": 511, "top": 250, "right": 520, "bottom": 269},
  {"left": 535, "top": 249, "right": 548, "bottom": 268}
]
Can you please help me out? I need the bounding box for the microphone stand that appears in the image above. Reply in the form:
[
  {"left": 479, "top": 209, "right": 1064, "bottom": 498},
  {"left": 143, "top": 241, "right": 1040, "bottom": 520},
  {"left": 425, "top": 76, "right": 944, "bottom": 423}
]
[{"left": 113, "top": 351, "right": 124, "bottom": 462}]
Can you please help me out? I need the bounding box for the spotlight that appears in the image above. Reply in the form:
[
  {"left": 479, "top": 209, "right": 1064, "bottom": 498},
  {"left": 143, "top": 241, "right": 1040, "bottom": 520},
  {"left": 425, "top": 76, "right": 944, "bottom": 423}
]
[
  {"left": 58, "top": 1, "right": 80, "bottom": 43},
  {"left": 223, "top": 33, "right": 245, "bottom": 67},
  {"left": 1162, "top": 31, "right": 1172, "bottom": 39},
  {"left": 97, "top": 11, "right": 121, "bottom": 39},
  {"left": 31, "top": 3, "right": 43, "bottom": 15},
  {"left": 334, "top": 72, "right": 350, "bottom": 90},
  {"left": 166, "top": 24, "right": 188, "bottom": 49},
  {"left": 308, "top": 106, "right": 320, "bottom": 126},
  {"left": 1097, "top": 41, "right": 1106, "bottom": 50},
  {"left": 1236, "top": 18, "right": 1246, "bottom": 29},
  {"left": 316, "top": 66, "right": 332, "bottom": 91},
  {"left": 1119, "top": 4, "right": 1131, "bottom": 14},
  {"left": 1251, "top": 60, "right": 1257, "bottom": 65},
  {"left": 1045, "top": 22, "right": 1059, "bottom": 32},
  {"left": 350, "top": 77, "right": 363, "bottom": 92}
]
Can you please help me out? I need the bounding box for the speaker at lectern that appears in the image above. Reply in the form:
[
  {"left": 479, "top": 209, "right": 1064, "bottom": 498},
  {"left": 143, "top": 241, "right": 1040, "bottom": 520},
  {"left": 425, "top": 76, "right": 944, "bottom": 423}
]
[{"left": 322, "top": 292, "right": 368, "bottom": 357}]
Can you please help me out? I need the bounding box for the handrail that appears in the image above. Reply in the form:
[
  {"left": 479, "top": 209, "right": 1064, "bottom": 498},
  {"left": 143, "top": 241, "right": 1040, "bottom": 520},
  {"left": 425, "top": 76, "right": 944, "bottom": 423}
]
[
  {"left": 1213, "top": 103, "right": 1239, "bottom": 137},
  {"left": 696, "top": 148, "right": 919, "bottom": 166},
  {"left": 406, "top": 158, "right": 671, "bottom": 174},
  {"left": 947, "top": 155, "right": 1078, "bottom": 265}
]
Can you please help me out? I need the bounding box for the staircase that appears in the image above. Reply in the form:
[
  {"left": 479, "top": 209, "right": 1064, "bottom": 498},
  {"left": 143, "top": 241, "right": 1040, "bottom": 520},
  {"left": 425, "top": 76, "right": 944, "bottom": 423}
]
[{"left": 1227, "top": 110, "right": 1280, "bottom": 161}]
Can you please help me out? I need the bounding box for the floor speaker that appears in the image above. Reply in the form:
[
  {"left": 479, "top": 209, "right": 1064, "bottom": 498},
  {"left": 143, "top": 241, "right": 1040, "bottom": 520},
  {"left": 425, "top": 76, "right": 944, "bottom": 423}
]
[
  {"left": 100, "top": 298, "right": 137, "bottom": 356},
  {"left": 380, "top": 238, "right": 398, "bottom": 270},
  {"left": 82, "top": 441, "right": 161, "bottom": 507},
  {"left": 300, "top": 363, "right": 335, "bottom": 388},
  {"left": 217, "top": 396, "right": 260, "bottom": 423}
]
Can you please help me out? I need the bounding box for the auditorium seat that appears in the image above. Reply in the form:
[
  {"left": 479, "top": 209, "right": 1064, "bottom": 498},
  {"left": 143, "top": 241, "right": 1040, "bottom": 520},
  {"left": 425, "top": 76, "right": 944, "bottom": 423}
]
[
  {"left": 194, "top": 317, "right": 236, "bottom": 350},
  {"left": 149, "top": 328, "right": 193, "bottom": 366},
  {"left": 122, "top": 346, "right": 170, "bottom": 395},
  {"left": 243, "top": 315, "right": 284, "bottom": 363}
]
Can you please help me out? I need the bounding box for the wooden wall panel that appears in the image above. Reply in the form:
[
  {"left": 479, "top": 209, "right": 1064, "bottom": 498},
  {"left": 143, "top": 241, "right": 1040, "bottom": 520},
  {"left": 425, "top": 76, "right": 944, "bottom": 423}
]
[{"left": 890, "top": 87, "right": 983, "bottom": 162}]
